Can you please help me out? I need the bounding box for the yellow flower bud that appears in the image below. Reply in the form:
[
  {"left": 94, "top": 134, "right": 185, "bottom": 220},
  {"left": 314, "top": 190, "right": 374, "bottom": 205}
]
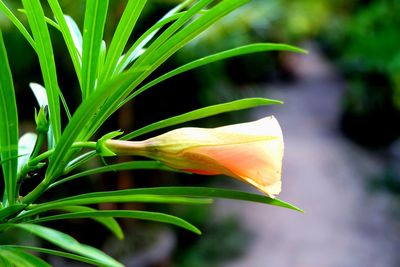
[{"left": 105, "top": 116, "right": 284, "bottom": 197}]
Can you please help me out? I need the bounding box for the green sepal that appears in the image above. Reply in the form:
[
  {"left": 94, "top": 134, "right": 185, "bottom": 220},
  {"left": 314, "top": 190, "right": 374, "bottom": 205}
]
[
  {"left": 34, "top": 106, "right": 49, "bottom": 134},
  {"left": 96, "top": 131, "right": 123, "bottom": 157}
]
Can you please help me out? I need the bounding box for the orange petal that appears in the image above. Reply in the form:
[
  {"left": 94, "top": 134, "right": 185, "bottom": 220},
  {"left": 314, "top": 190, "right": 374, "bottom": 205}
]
[{"left": 185, "top": 138, "right": 283, "bottom": 197}]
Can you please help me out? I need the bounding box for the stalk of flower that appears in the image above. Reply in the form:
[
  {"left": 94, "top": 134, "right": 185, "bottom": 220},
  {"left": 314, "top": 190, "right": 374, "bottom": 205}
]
[{"left": 102, "top": 116, "right": 284, "bottom": 197}]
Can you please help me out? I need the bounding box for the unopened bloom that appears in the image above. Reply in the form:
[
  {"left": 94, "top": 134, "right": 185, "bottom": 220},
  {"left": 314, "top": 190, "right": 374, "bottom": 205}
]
[{"left": 103, "top": 116, "right": 284, "bottom": 197}]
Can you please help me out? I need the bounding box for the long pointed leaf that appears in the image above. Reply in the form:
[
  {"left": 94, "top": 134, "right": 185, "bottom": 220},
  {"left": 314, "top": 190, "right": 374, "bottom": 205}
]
[
  {"left": 0, "top": 30, "right": 19, "bottom": 206},
  {"left": 63, "top": 151, "right": 97, "bottom": 175},
  {"left": 81, "top": 0, "right": 109, "bottom": 99},
  {"left": 16, "top": 194, "right": 212, "bottom": 221},
  {"left": 116, "top": 13, "right": 183, "bottom": 73},
  {"left": 122, "top": 43, "right": 306, "bottom": 103},
  {"left": 22, "top": 0, "right": 61, "bottom": 145},
  {"left": 0, "top": 1, "right": 36, "bottom": 50},
  {"left": 100, "top": 0, "right": 147, "bottom": 82},
  {"left": 0, "top": 204, "right": 26, "bottom": 222},
  {"left": 2, "top": 245, "right": 108, "bottom": 267},
  {"left": 47, "top": 0, "right": 82, "bottom": 86},
  {"left": 18, "top": 187, "right": 300, "bottom": 221},
  {"left": 122, "top": 98, "right": 282, "bottom": 140},
  {"left": 0, "top": 247, "right": 50, "bottom": 267},
  {"left": 0, "top": 254, "right": 12, "bottom": 267},
  {"left": 14, "top": 224, "right": 123, "bottom": 267},
  {"left": 131, "top": 0, "right": 213, "bottom": 70},
  {"left": 50, "top": 160, "right": 176, "bottom": 188},
  {"left": 115, "top": 0, "right": 196, "bottom": 73},
  {"left": 28, "top": 210, "right": 201, "bottom": 234},
  {"left": 58, "top": 206, "right": 124, "bottom": 240}
]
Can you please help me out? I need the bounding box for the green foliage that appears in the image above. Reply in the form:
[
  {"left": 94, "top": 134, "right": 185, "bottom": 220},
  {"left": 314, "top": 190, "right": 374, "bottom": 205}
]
[
  {"left": 0, "top": 29, "right": 18, "bottom": 206},
  {"left": 0, "top": 0, "right": 302, "bottom": 265}
]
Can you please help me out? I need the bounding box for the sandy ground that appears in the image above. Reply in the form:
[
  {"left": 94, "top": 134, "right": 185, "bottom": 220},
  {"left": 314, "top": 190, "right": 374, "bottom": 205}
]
[{"left": 218, "top": 44, "right": 400, "bottom": 267}]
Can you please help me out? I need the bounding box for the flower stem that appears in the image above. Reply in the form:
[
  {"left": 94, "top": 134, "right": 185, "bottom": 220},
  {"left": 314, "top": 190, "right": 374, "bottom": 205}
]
[
  {"left": 21, "top": 141, "right": 97, "bottom": 205},
  {"left": 30, "top": 132, "right": 45, "bottom": 160}
]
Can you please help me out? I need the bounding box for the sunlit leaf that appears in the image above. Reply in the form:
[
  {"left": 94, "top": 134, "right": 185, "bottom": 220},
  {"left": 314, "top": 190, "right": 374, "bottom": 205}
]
[
  {"left": 81, "top": 0, "right": 109, "bottom": 99},
  {"left": 28, "top": 210, "right": 201, "bottom": 234},
  {"left": 47, "top": 1, "right": 82, "bottom": 85},
  {"left": 122, "top": 43, "right": 306, "bottom": 104},
  {"left": 1, "top": 245, "right": 109, "bottom": 267},
  {"left": 100, "top": 0, "right": 147, "bottom": 83},
  {"left": 0, "top": 205, "right": 26, "bottom": 222},
  {"left": 0, "top": 1, "right": 36, "bottom": 50},
  {"left": 115, "top": 0, "right": 194, "bottom": 73},
  {"left": 0, "top": 246, "right": 50, "bottom": 267},
  {"left": 51, "top": 160, "right": 176, "bottom": 188},
  {"left": 22, "top": 0, "right": 62, "bottom": 145},
  {"left": 0, "top": 30, "right": 19, "bottom": 206},
  {"left": 14, "top": 224, "right": 123, "bottom": 267},
  {"left": 58, "top": 206, "right": 124, "bottom": 240},
  {"left": 17, "top": 194, "right": 212, "bottom": 221},
  {"left": 122, "top": 98, "right": 282, "bottom": 140}
]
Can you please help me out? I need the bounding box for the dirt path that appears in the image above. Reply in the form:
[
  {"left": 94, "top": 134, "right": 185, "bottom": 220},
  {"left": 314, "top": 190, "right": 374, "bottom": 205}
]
[{"left": 218, "top": 44, "right": 400, "bottom": 267}]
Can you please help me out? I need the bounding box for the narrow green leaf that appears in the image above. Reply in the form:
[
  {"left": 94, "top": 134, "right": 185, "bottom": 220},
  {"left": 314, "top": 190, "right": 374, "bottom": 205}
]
[
  {"left": 122, "top": 43, "right": 306, "bottom": 104},
  {"left": 17, "top": 8, "right": 60, "bottom": 30},
  {"left": 18, "top": 186, "right": 300, "bottom": 221},
  {"left": 22, "top": 0, "right": 62, "bottom": 145},
  {"left": 14, "top": 224, "right": 123, "bottom": 267},
  {"left": 100, "top": 0, "right": 147, "bottom": 82},
  {"left": 58, "top": 206, "right": 124, "bottom": 240},
  {"left": 116, "top": 13, "right": 183, "bottom": 73},
  {"left": 0, "top": 1, "right": 36, "bottom": 50},
  {"left": 63, "top": 151, "right": 97, "bottom": 175},
  {"left": 16, "top": 194, "right": 212, "bottom": 221},
  {"left": 47, "top": 1, "right": 82, "bottom": 86},
  {"left": 76, "top": 187, "right": 303, "bottom": 212},
  {"left": 50, "top": 160, "right": 176, "bottom": 188},
  {"left": 122, "top": 98, "right": 282, "bottom": 140},
  {"left": 116, "top": 0, "right": 196, "bottom": 73},
  {"left": 28, "top": 210, "right": 201, "bottom": 234},
  {"left": 0, "top": 247, "right": 51, "bottom": 267},
  {"left": 0, "top": 204, "right": 26, "bottom": 222},
  {"left": 131, "top": 0, "right": 213, "bottom": 71},
  {"left": 81, "top": 0, "right": 109, "bottom": 99},
  {"left": 0, "top": 254, "right": 13, "bottom": 267},
  {"left": 0, "top": 30, "right": 19, "bottom": 206},
  {"left": 129, "top": 0, "right": 248, "bottom": 84},
  {"left": 2, "top": 245, "right": 108, "bottom": 267}
]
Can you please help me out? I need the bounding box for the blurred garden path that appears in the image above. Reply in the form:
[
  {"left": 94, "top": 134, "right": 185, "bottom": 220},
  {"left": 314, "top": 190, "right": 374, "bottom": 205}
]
[{"left": 218, "top": 43, "right": 400, "bottom": 267}]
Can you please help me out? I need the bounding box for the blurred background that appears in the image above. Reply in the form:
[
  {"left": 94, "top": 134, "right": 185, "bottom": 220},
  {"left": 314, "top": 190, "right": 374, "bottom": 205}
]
[{"left": 1, "top": 0, "right": 400, "bottom": 266}]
